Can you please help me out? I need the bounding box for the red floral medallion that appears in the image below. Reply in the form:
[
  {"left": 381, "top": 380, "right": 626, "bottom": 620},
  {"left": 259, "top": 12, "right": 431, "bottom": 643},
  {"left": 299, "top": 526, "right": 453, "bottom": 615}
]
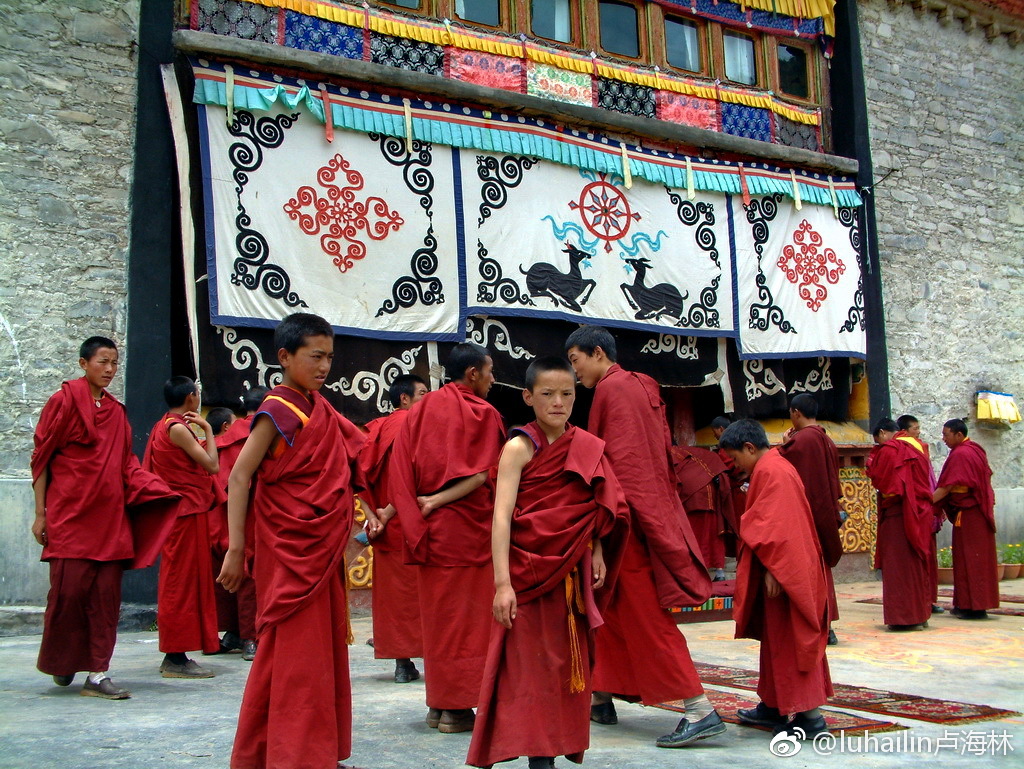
[{"left": 777, "top": 219, "right": 845, "bottom": 311}]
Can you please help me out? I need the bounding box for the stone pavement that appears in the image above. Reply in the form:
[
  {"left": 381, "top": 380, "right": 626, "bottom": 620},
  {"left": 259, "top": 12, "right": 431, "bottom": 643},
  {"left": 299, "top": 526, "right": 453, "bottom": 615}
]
[{"left": 0, "top": 580, "right": 1021, "bottom": 769}]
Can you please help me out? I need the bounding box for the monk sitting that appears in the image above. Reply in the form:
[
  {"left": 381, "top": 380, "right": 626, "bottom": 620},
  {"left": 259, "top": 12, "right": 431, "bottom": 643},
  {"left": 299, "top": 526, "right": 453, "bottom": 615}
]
[
  {"left": 218, "top": 313, "right": 366, "bottom": 769},
  {"left": 719, "top": 419, "right": 832, "bottom": 740},
  {"left": 32, "top": 336, "right": 179, "bottom": 699},
  {"left": 144, "top": 376, "right": 225, "bottom": 678},
  {"left": 467, "top": 357, "right": 629, "bottom": 769}
]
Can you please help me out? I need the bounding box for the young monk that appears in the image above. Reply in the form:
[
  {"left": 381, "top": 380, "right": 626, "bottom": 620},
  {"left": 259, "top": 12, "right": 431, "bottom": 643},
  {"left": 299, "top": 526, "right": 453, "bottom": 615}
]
[
  {"left": 210, "top": 388, "right": 267, "bottom": 660},
  {"left": 358, "top": 374, "right": 429, "bottom": 684},
  {"left": 719, "top": 419, "right": 832, "bottom": 740},
  {"left": 217, "top": 313, "right": 366, "bottom": 769},
  {"left": 389, "top": 343, "right": 506, "bottom": 734},
  {"left": 143, "top": 376, "right": 225, "bottom": 678},
  {"left": 467, "top": 357, "right": 629, "bottom": 769},
  {"left": 32, "top": 336, "right": 180, "bottom": 699},
  {"left": 671, "top": 445, "right": 734, "bottom": 582},
  {"left": 564, "top": 326, "right": 722, "bottom": 749}
]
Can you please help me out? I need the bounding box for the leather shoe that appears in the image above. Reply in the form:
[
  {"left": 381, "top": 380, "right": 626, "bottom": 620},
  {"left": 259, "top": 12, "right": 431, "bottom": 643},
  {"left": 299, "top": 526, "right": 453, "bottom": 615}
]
[
  {"left": 774, "top": 712, "right": 829, "bottom": 739},
  {"left": 953, "top": 608, "right": 988, "bottom": 620},
  {"left": 241, "top": 639, "right": 257, "bottom": 661},
  {"left": 737, "top": 702, "right": 787, "bottom": 728},
  {"left": 81, "top": 677, "right": 131, "bottom": 700},
  {"left": 931, "top": 604, "right": 945, "bottom": 614},
  {"left": 438, "top": 708, "right": 475, "bottom": 734},
  {"left": 394, "top": 659, "right": 420, "bottom": 683},
  {"left": 52, "top": 674, "right": 74, "bottom": 687},
  {"left": 656, "top": 711, "right": 726, "bottom": 748},
  {"left": 827, "top": 628, "right": 838, "bottom": 646},
  {"left": 160, "top": 658, "right": 215, "bottom": 679},
  {"left": 425, "top": 707, "right": 442, "bottom": 728},
  {"left": 590, "top": 700, "right": 618, "bottom": 725}
]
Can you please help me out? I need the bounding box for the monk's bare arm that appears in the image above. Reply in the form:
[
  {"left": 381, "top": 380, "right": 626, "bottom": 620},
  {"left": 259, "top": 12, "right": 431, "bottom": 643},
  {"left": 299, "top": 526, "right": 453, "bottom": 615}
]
[
  {"left": 31, "top": 467, "right": 48, "bottom": 546},
  {"left": 168, "top": 416, "right": 219, "bottom": 474},
  {"left": 217, "top": 417, "right": 275, "bottom": 592},
  {"left": 932, "top": 486, "right": 950, "bottom": 504},
  {"left": 418, "top": 471, "right": 489, "bottom": 518},
  {"left": 491, "top": 436, "right": 532, "bottom": 628},
  {"left": 591, "top": 537, "right": 606, "bottom": 589}
]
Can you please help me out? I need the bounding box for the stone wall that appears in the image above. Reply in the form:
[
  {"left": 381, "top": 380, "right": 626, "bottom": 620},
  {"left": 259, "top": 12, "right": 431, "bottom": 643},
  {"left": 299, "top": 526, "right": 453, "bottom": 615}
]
[
  {"left": 0, "top": 2, "right": 139, "bottom": 480},
  {"left": 859, "top": 0, "right": 1024, "bottom": 491}
]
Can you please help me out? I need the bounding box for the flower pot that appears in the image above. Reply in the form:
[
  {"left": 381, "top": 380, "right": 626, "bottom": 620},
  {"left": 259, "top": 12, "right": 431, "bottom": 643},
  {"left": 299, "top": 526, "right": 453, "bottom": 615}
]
[
  {"left": 1002, "top": 563, "right": 1022, "bottom": 580},
  {"left": 937, "top": 567, "right": 954, "bottom": 585},
  {"left": 995, "top": 564, "right": 1005, "bottom": 581}
]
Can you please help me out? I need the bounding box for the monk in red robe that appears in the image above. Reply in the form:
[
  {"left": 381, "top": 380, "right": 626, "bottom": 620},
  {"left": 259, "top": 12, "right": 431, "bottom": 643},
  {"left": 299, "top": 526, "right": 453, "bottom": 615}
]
[
  {"left": 720, "top": 419, "right": 832, "bottom": 740},
  {"left": 565, "top": 326, "right": 722, "bottom": 749},
  {"left": 777, "top": 393, "right": 843, "bottom": 643},
  {"left": 218, "top": 313, "right": 366, "bottom": 769},
  {"left": 390, "top": 342, "right": 506, "bottom": 734},
  {"left": 866, "top": 420, "right": 935, "bottom": 629},
  {"left": 32, "top": 336, "right": 179, "bottom": 699},
  {"left": 671, "top": 445, "right": 733, "bottom": 580},
  {"left": 468, "top": 357, "right": 629, "bottom": 769},
  {"left": 358, "top": 374, "right": 428, "bottom": 683},
  {"left": 898, "top": 414, "right": 942, "bottom": 611},
  {"left": 712, "top": 416, "right": 745, "bottom": 556},
  {"left": 143, "top": 376, "right": 224, "bottom": 677},
  {"left": 933, "top": 419, "right": 999, "bottom": 620}
]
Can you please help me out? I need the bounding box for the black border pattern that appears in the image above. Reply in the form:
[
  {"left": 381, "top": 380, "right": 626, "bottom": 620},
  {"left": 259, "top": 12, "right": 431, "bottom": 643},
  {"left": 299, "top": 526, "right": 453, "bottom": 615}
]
[
  {"left": 476, "top": 240, "right": 534, "bottom": 305},
  {"left": 667, "top": 191, "right": 722, "bottom": 329},
  {"left": 477, "top": 155, "right": 539, "bottom": 226},
  {"left": 746, "top": 193, "right": 795, "bottom": 334},
  {"left": 838, "top": 207, "right": 865, "bottom": 334}
]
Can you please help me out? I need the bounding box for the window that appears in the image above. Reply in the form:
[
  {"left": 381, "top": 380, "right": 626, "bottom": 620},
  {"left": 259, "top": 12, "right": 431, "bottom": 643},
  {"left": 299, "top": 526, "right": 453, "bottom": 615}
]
[
  {"left": 777, "top": 43, "right": 809, "bottom": 99},
  {"left": 455, "top": 0, "right": 500, "bottom": 26},
  {"left": 380, "top": 0, "right": 422, "bottom": 8},
  {"left": 665, "top": 16, "right": 700, "bottom": 73},
  {"left": 723, "top": 31, "right": 756, "bottom": 85},
  {"left": 532, "top": 0, "right": 572, "bottom": 43},
  {"left": 599, "top": 1, "right": 639, "bottom": 59}
]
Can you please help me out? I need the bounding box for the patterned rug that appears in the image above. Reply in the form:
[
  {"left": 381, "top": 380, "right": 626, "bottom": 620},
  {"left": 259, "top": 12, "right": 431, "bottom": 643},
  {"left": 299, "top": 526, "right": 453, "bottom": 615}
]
[
  {"left": 854, "top": 597, "right": 1024, "bottom": 617},
  {"left": 654, "top": 690, "right": 905, "bottom": 734},
  {"left": 694, "top": 662, "right": 1022, "bottom": 724},
  {"left": 937, "top": 588, "right": 1024, "bottom": 603}
]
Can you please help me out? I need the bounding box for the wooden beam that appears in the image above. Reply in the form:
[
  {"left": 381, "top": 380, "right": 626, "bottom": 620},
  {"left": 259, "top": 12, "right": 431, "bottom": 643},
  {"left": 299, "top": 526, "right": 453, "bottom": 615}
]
[{"left": 173, "top": 29, "right": 860, "bottom": 175}]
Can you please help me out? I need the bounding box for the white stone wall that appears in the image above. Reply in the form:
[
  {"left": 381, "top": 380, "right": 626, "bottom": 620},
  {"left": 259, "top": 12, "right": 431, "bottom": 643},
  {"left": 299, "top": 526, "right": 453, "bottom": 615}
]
[
  {"left": 859, "top": 0, "right": 1024, "bottom": 490},
  {"left": 0, "top": 2, "right": 139, "bottom": 479}
]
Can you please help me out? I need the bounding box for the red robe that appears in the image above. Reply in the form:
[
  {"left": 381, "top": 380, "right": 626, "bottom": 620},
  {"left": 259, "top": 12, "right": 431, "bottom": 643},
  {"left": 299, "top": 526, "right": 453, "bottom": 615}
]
[
  {"left": 143, "top": 412, "right": 226, "bottom": 654},
  {"left": 32, "top": 377, "right": 180, "bottom": 675},
  {"left": 357, "top": 409, "right": 422, "bottom": 660},
  {"left": 734, "top": 449, "right": 832, "bottom": 715},
  {"left": 777, "top": 424, "right": 843, "bottom": 620},
  {"left": 717, "top": 446, "right": 746, "bottom": 556},
  {"left": 935, "top": 439, "right": 999, "bottom": 612},
  {"left": 866, "top": 434, "right": 934, "bottom": 626},
  {"left": 232, "top": 386, "right": 365, "bottom": 769},
  {"left": 467, "top": 423, "right": 629, "bottom": 768},
  {"left": 671, "top": 445, "right": 734, "bottom": 570},
  {"left": 586, "top": 365, "right": 711, "bottom": 704},
  {"left": 390, "top": 382, "right": 505, "bottom": 709}
]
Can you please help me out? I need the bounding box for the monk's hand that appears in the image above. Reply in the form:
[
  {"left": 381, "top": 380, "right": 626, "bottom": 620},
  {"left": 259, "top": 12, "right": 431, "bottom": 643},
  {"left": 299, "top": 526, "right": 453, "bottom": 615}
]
[
  {"left": 184, "top": 411, "right": 212, "bottom": 436},
  {"left": 217, "top": 550, "right": 244, "bottom": 593},
  {"left": 591, "top": 542, "right": 607, "bottom": 589},
  {"left": 364, "top": 509, "right": 383, "bottom": 539},
  {"left": 31, "top": 514, "right": 46, "bottom": 547},
  {"left": 782, "top": 427, "right": 796, "bottom": 443},
  {"left": 493, "top": 585, "right": 517, "bottom": 629},
  {"left": 765, "top": 571, "right": 782, "bottom": 599},
  {"left": 417, "top": 495, "right": 438, "bottom": 518},
  {"left": 377, "top": 504, "right": 396, "bottom": 525}
]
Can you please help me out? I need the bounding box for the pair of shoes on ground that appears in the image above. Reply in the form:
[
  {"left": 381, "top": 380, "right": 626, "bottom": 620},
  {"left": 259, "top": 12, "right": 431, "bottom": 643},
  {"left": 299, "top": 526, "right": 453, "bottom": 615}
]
[
  {"left": 242, "top": 639, "right": 257, "bottom": 661},
  {"left": 738, "top": 703, "right": 828, "bottom": 739},
  {"left": 656, "top": 711, "right": 727, "bottom": 748},
  {"left": 394, "top": 659, "right": 420, "bottom": 683},
  {"left": 425, "top": 708, "right": 475, "bottom": 733},
  {"left": 160, "top": 658, "right": 216, "bottom": 679},
  {"left": 951, "top": 607, "right": 988, "bottom": 620}
]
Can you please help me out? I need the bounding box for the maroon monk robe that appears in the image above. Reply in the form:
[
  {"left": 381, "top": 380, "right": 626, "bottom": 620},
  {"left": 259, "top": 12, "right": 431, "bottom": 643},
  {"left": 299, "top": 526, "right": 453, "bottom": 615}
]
[
  {"left": 735, "top": 449, "right": 832, "bottom": 715},
  {"left": 671, "top": 445, "right": 734, "bottom": 570},
  {"left": 33, "top": 377, "right": 180, "bottom": 676},
  {"left": 587, "top": 365, "right": 712, "bottom": 705},
  {"left": 390, "top": 382, "right": 506, "bottom": 710},
  {"left": 467, "top": 423, "right": 630, "bottom": 769},
  {"left": 144, "top": 412, "right": 226, "bottom": 655},
  {"left": 213, "top": 416, "right": 257, "bottom": 642},
  {"left": 717, "top": 446, "right": 746, "bottom": 556},
  {"left": 935, "top": 439, "right": 999, "bottom": 612},
  {"left": 358, "top": 409, "right": 423, "bottom": 660},
  {"left": 866, "top": 434, "right": 935, "bottom": 626},
  {"left": 777, "top": 425, "right": 843, "bottom": 620},
  {"left": 232, "top": 386, "right": 365, "bottom": 769}
]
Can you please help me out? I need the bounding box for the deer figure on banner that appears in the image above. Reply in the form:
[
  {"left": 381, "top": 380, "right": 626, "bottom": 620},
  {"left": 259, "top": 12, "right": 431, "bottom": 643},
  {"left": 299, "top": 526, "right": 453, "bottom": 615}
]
[
  {"left": 520, "top": 242, "right": 597, "bottom": 312},
  {"left": 621, "top": 257, "right": 688, "bottom": 322}
]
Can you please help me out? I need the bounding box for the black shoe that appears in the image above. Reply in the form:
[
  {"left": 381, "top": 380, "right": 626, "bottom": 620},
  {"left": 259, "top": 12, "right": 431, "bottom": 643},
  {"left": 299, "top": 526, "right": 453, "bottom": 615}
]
[
  {"left": 954, "top": 608, "right": 988, "bottom": 620},
  {"left": 736, "top": 702, "right": 787, "bottom": 728},
  {"left": 656, "top": 711, "right": 727, "bottom": 748},
  {"left": 774, "top": 712, "right": 829, "bottom": 739},
  {"left": 205, "top": 631, "right": 243, "bottom": 655},
  {"left": 827, "top": 628, "right": 838, "bottom": 646},
  {"left": 590, "top": 700, "right": 618, "bottom": 725},
  {"left": 394, "top": 659, "right": 420, "bottom": 683},
  {"left": 887, "top": 623, "right": 922, "bottom": 632},
  {"left": 931, "top": 604, "right": 945, "bottom": 614},
  {"left": 241, "top": 639, "right": 257, "bottom": 661},
  {"left": 52, "top": 674, "right": 75, "bottom": 687}
]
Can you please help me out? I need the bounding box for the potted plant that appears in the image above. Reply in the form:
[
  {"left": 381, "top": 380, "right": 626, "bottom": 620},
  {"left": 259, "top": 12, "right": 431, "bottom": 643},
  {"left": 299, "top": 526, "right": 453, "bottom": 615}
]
[
  {"left": 1001, "top": 543, "right": 1023, "bottom": 580},
  {"left": 936, "top": 547, "right": 954, "bottom": 585}
]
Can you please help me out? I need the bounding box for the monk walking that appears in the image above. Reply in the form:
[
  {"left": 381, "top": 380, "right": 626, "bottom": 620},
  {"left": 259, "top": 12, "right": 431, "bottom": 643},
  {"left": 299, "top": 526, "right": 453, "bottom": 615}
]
[
  {"left": 719, "top": 419, "right": 832, "bottom": 740},
  {"left": 32, "top": 336, "right": 179, "bottom": 699},
  {"left": 390, "top": 343, "right": 506, "bottom": 734},
  {"left": 564, "top": 326, "right": 723, "bottom": 748},
  {"left": 671, "top": 444, "right": 733, "bottom": 582},
  {"left": 933, "top": 419, "right": 999, "bottom": 620}
]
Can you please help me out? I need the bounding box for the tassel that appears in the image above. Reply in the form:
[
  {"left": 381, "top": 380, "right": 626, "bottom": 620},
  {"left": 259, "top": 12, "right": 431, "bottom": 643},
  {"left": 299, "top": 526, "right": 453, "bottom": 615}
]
[
  {"left": 620, "top": 142, "right": 632, "bottom": 189},
  {"left": 738, "top": 162, "right": 751, "bottom": 207},
  {"left": 790, "top": 169, "right": 802, "bottom": 210},
  {"left": 224, "top": 64, "right": 235, "bottom": 127},
  {"left": 565, "top": 571, "right": 586, "bottom": 694},
  {"left": 403, "top": 97, "right": 414, "bottom": 156},
  {"left": 685, "top": 157, "right": 696, "bottom": 201},
  {"left": 827, "top": 175, "right": 839, "bottom": 218},
  {"left": 320, "top": 86, "right": 334, "bottom": 143}
]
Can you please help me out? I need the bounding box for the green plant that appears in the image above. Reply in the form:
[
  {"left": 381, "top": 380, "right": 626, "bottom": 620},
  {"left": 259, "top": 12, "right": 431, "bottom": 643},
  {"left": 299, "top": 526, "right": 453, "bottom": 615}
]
[
  {"left": 1000, "top": 543, "right": 1024, "bottom": 565},
  {"left": 937, "top": 547, "right": 953, "bottom": 569}
]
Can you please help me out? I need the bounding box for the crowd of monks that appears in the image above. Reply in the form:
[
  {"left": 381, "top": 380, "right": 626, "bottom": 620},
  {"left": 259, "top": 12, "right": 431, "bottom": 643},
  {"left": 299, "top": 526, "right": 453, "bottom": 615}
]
[{"left": 30, "top": 320, "right": 1001, "bottom": 768}]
